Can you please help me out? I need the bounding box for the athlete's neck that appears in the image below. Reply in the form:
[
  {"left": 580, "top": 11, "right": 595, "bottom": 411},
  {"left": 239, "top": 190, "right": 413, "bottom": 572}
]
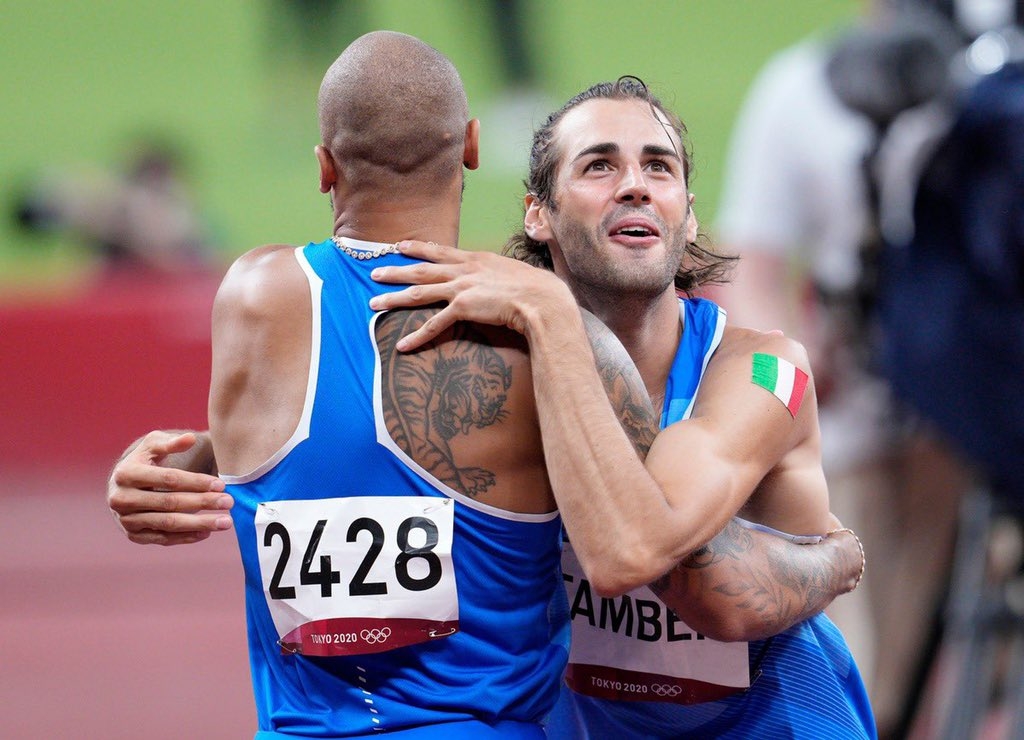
[{"left": 329, "top": 191, "right": 461, "bottom": 247}]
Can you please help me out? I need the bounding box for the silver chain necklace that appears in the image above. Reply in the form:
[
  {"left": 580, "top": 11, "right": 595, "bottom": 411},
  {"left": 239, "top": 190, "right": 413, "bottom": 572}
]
[{"left": 331, "top": 236, "right": 400, "bottom": 260}]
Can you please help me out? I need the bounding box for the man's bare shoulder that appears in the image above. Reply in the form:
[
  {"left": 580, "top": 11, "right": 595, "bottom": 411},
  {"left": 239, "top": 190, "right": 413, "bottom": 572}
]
[
  {"left": 209, "top": 244, "right": 311, "bottom": 475},
  {"left": 222, "top": 244, "right": 299, "bottom": 284},
  {"left": 214, "top": 244, "right": 304, "bottom": 318},
  {"left": 691, "top": 324, "right": 818, "bottom": 433},
  {"left": 715, "top": 325, "right": 812, "bottom": 377},
  {"left": 373, "top": 308, "right": 552, "bottom": 512}
]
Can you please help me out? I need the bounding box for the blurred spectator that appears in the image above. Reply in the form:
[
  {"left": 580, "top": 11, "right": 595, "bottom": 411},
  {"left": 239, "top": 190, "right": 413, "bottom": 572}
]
[
  {"left": 263, "top": 0, "right": 551, "bottom": 174},
  {"left": 13, "top": 138, "right": 218, "bottom": 276},
  {"left": 713, "top": 2, "right": 988, "bottom": 736},
  {"left": 264, "top": 0, "right": 360, "bottom": 71},
  {"left": 478, "top": 0, "right": 554, "bottom": 172},
  {"left": 872, "top": 19, "right": 1024, "bottom": 736}
]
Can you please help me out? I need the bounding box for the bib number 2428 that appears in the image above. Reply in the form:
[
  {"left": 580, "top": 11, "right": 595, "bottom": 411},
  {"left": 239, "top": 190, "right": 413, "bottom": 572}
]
[{"left": 255, "top": 496, "right": 458, "bottom": 656}]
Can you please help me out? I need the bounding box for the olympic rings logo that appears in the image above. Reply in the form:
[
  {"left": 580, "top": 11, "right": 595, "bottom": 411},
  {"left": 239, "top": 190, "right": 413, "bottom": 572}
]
[
  {"left": 650, "top": 684, "right": 683, "bottom": 697},
  {"left": 361, "top": 627, "right": 392, "bottom": 644}
]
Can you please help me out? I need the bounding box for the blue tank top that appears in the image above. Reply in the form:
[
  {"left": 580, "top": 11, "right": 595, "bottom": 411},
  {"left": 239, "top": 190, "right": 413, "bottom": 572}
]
[
  {"left": 224, "top": 238, "right": 565, "bottom": 739},
  {"left": 547, "top": 297, "right": 876, "bottom": 739}
]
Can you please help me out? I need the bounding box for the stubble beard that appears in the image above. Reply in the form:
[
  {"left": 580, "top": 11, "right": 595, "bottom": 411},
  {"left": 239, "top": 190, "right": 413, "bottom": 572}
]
[{"left": 554, "top": 212, "right": 686, "bottom": 304}]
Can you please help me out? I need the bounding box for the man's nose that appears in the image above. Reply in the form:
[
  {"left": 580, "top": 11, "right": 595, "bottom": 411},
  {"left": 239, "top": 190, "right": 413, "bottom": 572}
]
[{"left": 615, "top": 166, "right": 651, "bottom": 204}]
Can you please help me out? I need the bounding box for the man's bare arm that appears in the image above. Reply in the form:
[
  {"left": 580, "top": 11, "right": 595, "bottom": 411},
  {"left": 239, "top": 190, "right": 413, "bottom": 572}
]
[
  {"left": 649, "top": 521, "right": 864, "bottom": 641},
  {"left": 585, "top": 312, "right": 843, "bottom": 639},
  {"left": 107, "top": 429, "right": 231, "bottom": 546}
]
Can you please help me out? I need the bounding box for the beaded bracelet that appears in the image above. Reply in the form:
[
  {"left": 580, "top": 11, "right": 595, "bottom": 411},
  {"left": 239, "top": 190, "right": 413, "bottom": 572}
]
[{"left": 827, "top": 527, "right": 866, "bottom": 592}]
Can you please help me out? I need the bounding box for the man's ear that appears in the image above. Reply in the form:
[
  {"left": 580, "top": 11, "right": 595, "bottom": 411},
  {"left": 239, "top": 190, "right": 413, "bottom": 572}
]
[
  {"left": 524, "top": 193, "right": 552, "bottom": 242},
  {"left": 686, "top": 192, "right": 698, "bottom": 243},
  {"left": 315, "top": 145, "right": 337, "bottom": 194},
  {"left": 463, "top": 119, "right": 480, "bottom": 171}
]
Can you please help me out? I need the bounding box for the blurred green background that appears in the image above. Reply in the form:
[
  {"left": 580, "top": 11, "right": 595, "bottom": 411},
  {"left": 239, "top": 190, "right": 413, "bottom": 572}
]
[
  {"left": 1, "top": 0, "right": 858, "bottom": 289},
  {"left": 1, "top": 5, "right": 868, "bottom": 735}
]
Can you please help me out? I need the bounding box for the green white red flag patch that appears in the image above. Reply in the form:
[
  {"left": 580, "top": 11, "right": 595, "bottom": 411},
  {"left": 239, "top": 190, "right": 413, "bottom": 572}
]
[{"left": 751, "top": 353, "right": 808, "bottom": 417}]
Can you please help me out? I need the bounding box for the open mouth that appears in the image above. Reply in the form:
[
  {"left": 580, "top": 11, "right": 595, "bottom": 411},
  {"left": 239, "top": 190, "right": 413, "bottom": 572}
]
[
  {"left": 609, "top": 218, "right": 660, "bottom": 242},
  {"left": 613, "top": 226, "right": 655, "bottom": 237}
]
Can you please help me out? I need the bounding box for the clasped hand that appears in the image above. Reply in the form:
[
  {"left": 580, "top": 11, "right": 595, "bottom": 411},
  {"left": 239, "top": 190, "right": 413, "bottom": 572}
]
[{"left": 107, "top": 431, "right": 233, "bottom": 546}]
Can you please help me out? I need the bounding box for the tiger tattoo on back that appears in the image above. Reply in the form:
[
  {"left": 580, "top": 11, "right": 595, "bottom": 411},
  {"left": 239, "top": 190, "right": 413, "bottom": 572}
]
[{"left": 376, "top": 309, "right": 513, "bottom": 497}]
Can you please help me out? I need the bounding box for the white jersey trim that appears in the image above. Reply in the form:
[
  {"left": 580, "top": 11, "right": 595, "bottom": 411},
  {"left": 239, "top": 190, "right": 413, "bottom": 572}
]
[
  {"left": 733, "top": 516, "right": 824, "bottom": 545},
  {"left": 220, "top": 247, "right": 321, "bottom": 485},
  {"left": 679, "top": 301, "right": 728, "bottom": 421}
]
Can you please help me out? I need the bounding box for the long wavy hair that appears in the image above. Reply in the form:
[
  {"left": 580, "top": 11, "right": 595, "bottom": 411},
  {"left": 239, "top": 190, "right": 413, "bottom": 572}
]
[{"left": 502, "top": 76, "right": 736, "bottom": 295}]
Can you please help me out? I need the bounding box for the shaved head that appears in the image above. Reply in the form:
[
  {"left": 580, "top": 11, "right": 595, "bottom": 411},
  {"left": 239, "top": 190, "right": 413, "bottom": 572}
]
[{"left": 318, "top": 31, "right": 469, "bottom": 190}]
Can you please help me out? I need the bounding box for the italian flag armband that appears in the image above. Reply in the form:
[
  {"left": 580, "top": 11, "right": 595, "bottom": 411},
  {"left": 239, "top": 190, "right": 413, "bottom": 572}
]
[{"left": 751, "top": 353, "right": 808, "bottom": 417}]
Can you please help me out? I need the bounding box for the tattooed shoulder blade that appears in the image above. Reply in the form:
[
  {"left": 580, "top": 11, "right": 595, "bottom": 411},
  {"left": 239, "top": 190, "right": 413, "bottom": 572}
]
[{"left": 375, "top": 310, "right": 512, "bottom": 497}]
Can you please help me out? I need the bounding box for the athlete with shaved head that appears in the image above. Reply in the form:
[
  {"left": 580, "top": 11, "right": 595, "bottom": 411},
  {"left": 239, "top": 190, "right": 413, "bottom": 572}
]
[{"left": 122, "top": 31, "right": 657, "bottom": 739}]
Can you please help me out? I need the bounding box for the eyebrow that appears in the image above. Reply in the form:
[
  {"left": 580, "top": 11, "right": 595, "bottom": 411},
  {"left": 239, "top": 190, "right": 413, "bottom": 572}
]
[
  {"left": 572, "top": 142, "right": 681, "bottom": 163},
  {"left": 572, "top": 142, "right": 618, "bottom": 163},
  {"left": 642, "top": 144, "right": 680, "bottom": 160}
]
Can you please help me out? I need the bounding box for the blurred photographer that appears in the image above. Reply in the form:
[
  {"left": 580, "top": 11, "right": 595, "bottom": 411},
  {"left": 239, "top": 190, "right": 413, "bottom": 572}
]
[{"left": 715, "top": 2, "right": 1022, "bottom": 735}]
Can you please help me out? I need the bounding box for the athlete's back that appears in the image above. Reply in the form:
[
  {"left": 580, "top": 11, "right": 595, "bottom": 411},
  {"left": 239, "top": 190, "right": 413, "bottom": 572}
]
[{"left": 209, "top": 237, "right": 656, "bottom": 738}]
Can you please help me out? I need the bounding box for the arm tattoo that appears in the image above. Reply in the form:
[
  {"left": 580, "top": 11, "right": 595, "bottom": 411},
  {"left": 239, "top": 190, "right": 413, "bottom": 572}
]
[
  {"left": 580, "top": 310, "right": 658, "bottom": 457},
  {"left": 650, "top": 519, "right": 840, "bottom": 636},
  {"left": 376, "top": 310, "right": 511, "bottom": 497}
]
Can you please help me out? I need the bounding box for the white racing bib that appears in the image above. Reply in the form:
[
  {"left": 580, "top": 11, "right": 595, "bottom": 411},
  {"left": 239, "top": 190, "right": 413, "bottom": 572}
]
[
  {"left": 562, "top": 543, "right": 749, "bottom": 704},
  {"left": 256, "top": 496, "right": 458, "bottom": 657}
]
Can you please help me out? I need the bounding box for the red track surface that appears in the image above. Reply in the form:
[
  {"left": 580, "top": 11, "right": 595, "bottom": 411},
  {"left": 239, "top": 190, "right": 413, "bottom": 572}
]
[
  {"left": 1, "top": 273, "right": 256, "bottom": 737},
  {"left": 2, "top": 467, "right": 255, "bottom": 739}
]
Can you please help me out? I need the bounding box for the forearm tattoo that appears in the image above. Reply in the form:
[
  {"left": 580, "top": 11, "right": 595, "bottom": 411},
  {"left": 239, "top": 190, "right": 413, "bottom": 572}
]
[
  {"left": 581, "top": 311, "right": 658, "bottom": 458},
  {"left": 376, "top": 310, "right": 511, "bottom": 497},
  {"left": 650, "top": 520, "right": 840, "bottom": 635}
]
